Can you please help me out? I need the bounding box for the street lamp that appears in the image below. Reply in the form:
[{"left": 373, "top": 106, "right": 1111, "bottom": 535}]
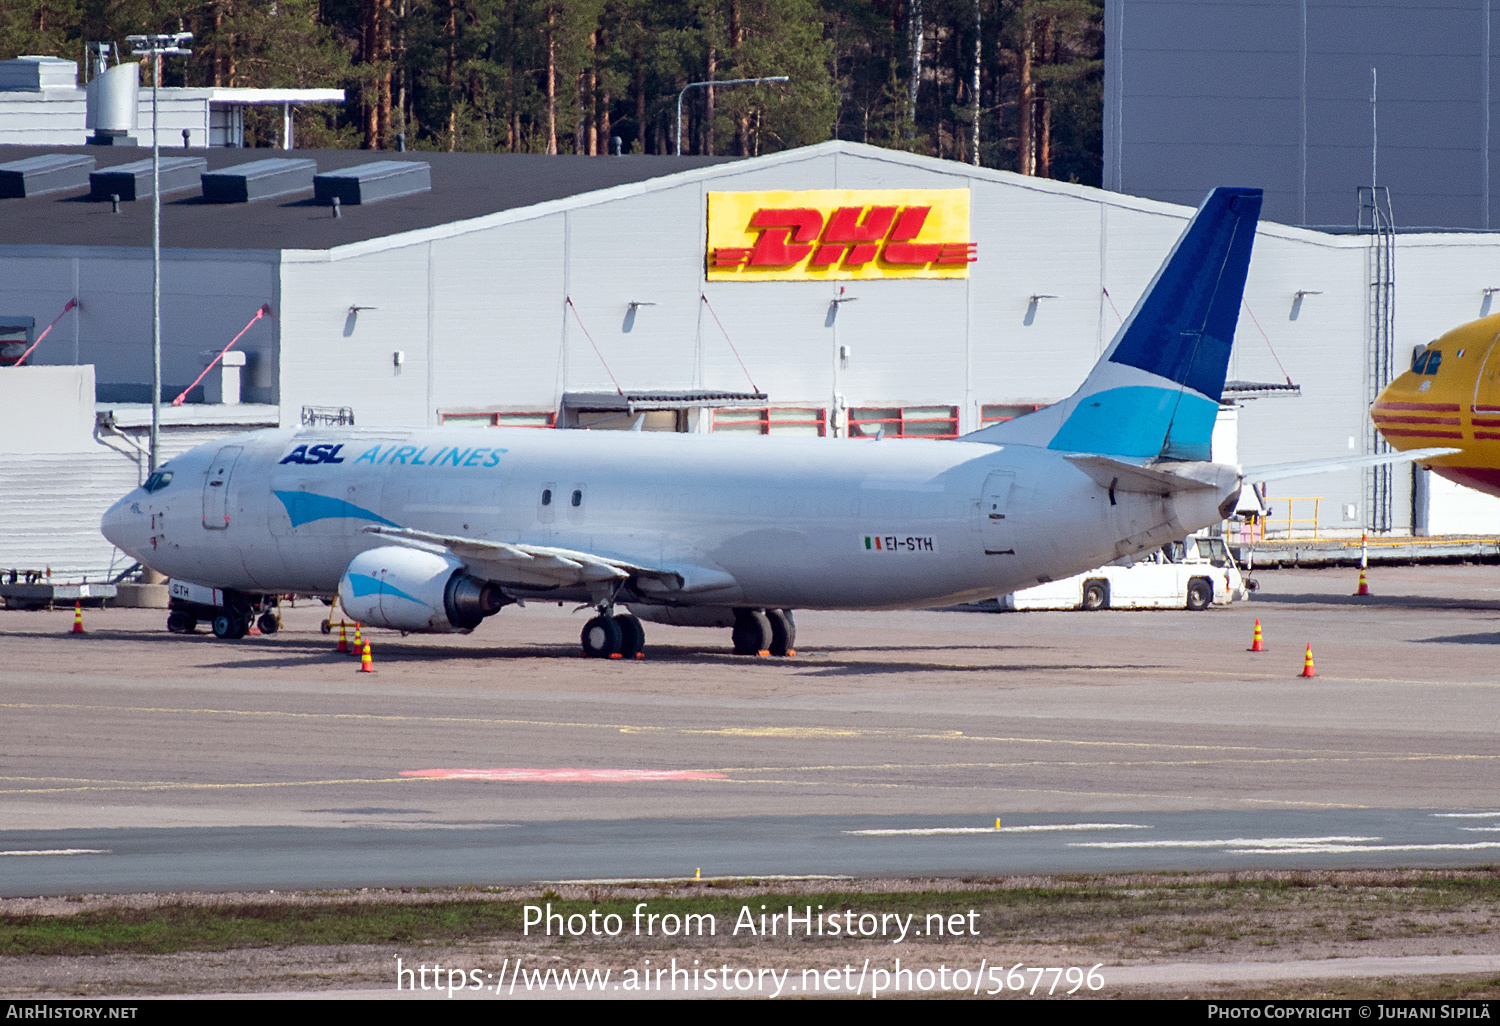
[
  {"left": 676, "top": 76, "right": 789, "bottom": 156},
  {"left": 125, "top": 32, "right": 193, "bottom": 475}
]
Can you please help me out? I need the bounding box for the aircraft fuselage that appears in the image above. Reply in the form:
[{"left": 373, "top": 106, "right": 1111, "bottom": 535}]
[{"left": 103, "top": 426, "right": 1231, "bottom": 611}]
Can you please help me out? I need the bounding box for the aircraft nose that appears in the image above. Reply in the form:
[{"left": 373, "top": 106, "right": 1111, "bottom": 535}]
[{"left": 101, "top": 495, "right": 138, "bottom": 554}]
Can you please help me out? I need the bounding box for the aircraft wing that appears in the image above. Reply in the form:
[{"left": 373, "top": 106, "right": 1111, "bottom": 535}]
[
  {"left": 360, "top": 525, "right": 737, "bottom": 596},
  {"left": 1242, "top": 447, "right": 1459, "bottom": 483}
]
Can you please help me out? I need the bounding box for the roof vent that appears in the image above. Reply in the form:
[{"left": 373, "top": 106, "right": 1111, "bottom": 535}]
[
  {"left": 0, "top": 154, "right": 95, "bottom": 198},
  {"left": 0, "top": 56, "right": 78, "bottom": 91},
  {"left": 314, "top": 160, "right": 431, "bottom": 205},
  {"left": 201, "top": 157, "right": 317, "bottom": 203},
  {"left": 89, "top": 156, "right": 206, "bottom": 201}
]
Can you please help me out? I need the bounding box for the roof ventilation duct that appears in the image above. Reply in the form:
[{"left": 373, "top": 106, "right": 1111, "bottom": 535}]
[
  {"left": 201, "top": 158, "right": 317, "bottom": 203},
  {"left": 0, "top": 154, "right": 95, "bottom": 198},
  {"left": 89, "top": 156, "right": 206, "bottom": 201},
  {"left": 314, "top": 160, "right": 431, "bottom": 205},
  {"left": 85, "top": 61, "right": 140, "bottom": 146}
]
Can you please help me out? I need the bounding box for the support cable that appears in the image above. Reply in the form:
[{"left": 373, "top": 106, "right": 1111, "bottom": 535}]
[
  {"left": 171, "top": 303, "right": 272, "bottom": 406},
  {"left": 565, "top": 297, "right": 624, "bottom": 396},
  {"left": 700, "top": 295, "right": 761, "bottom": 393},
  {"left": 13, "top": 298, "right": 78, "bottom": 366}
]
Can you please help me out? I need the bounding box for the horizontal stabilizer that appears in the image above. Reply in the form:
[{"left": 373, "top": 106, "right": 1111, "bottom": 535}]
[
  {"left": 1064, "top": 453, "right": 1228, "bottom": 495},
  {"left": 1243, "top": 448, "right": 1459, "bottom": 483}
]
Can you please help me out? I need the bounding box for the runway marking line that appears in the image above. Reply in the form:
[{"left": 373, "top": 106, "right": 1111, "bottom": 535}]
[
  {"left": 1073, "top": 836, "right": 1382, "bottom": 849},
  {"left": 2, "top": 703, "right": 1486, "bottom": 765},
  {"left": 846, "top": 823, "right": 1151, "bottom": 836},
  {"left": 1434, "top": 811, "right": 1500, "bottom": 818},
  {"left": 0, "top": 849, "right": 109, "bottom": 856},
  {"left": 400, "top": 768, "right": 728, "bottom": 782}
]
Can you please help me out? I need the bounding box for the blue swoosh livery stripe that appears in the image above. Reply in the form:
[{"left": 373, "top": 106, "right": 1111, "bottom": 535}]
[
  {"left": 346, "top": 572, "right": 425, "bottom": 606},
  {"left": 274, "top": 490, "right": 400, "bottom": 528}
]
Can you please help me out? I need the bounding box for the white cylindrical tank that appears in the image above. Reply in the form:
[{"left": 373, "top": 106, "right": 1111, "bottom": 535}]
[{"left": 86, "top": 62, "right": 140, "bottom": 133}]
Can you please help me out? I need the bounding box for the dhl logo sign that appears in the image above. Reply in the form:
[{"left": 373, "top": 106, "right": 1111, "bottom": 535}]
[{"left": 706, "top": 189, "right": 974, "bottom": 281}]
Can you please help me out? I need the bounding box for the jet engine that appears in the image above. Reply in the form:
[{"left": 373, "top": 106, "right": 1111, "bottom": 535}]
[{"left": 338, "top": 546, "right": 506, "bottom": 633}]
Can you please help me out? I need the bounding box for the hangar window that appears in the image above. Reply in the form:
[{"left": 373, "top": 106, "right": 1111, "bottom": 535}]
[
  {"left": 848, "top": 406, "right": 959, "bottom": 439},
  {"left": 441, "top": 411, "right": 557, "bottom": 428},
  {"left": 981, "top": 403, "right": 1043, "bottom": 426},
  {"left": 713, "top": 408, "right": 827, "bottom": 436}
]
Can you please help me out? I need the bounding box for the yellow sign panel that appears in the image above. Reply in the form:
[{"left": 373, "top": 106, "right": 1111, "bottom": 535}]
[{"left": 706, "top": 189, "right": 973, "bottom": 281}]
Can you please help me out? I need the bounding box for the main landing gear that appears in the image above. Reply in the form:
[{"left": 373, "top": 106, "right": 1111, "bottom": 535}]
[
  {"left": 579, "top": 606, "right": 797, "bottom": 659},
  {"left": 732, "top": 608, "right": 795, "bottom": 657},
  {"left": 581, "top": 610, "right": 646, "bottom": 659}
]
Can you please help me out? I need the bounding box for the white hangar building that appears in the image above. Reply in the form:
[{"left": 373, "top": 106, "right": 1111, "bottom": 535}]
[{"left": 2, "top": 139, "right": 1499, "bottom": 578}]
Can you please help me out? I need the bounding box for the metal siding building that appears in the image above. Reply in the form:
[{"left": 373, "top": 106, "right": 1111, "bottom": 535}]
[
  {"left": 1105, "top": 0, "right": 1500, "bottom": 230},
  {"left": 4, "top": 139, "right": 1500, "bottom": 580}
]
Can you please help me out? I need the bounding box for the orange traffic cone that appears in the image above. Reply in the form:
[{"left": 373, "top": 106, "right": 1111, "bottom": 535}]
[
  {"left": 358, "top": 640, "right": 373, "bottom": 672},
  {"left": 70, "top": 601, "right": 84, "bottom": 634},
  {"left": 337, "top": 622, "right": 349, "bottom": 653},
  {"left": 1300, "top": 644, "right": 1316, "bottom": 678},
  {"left": 351, "top": 622, "right": 362, "bottom": 656},
  {"left": 1249, "top": 618, "right": 1264, "bottom": 652},
  {"left": 1355, "top": 567, "right": 1370, "bottom": 596}
]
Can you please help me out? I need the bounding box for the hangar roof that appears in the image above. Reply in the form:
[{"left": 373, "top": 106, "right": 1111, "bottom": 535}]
[{"left": 0, "top": 145, "right": 734, "bottom": 252}]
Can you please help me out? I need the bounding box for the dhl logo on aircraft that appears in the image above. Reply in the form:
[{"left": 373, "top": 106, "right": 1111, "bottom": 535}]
[{"left": 706, "top": 189, "right": 974, "bottom": 281}]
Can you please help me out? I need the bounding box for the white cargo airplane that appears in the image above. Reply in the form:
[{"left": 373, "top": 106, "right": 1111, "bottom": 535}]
[{"left": 101, "top": 187, "right": 1443, "bottom": 657}]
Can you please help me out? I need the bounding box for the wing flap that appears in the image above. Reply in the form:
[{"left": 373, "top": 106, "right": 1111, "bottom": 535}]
[{"left": 360, "top": 525, "right": 736, "bottom": 595}]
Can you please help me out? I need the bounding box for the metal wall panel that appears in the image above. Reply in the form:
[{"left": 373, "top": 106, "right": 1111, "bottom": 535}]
[
  {"left": 428, "top": 213, "right": 567, "bottom": 410},
  {"left": 1107, "top": 0, "right": 1500, "bottom": 229},
  {"left": 278, "top": 246, "right": 434, "bottom": 426}
]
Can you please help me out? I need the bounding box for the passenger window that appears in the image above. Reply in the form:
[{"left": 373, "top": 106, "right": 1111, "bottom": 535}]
[
  {"left": 541, "top": 488, "right": 552, "bottom": 506},
  {"left": 571, "top": 489, "right": 583, "bottom": 507}
]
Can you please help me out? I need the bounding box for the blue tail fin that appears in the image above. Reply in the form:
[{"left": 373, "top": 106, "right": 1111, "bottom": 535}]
[{"left": 972, "top": 187, "right": 1262, "bottom": 461}]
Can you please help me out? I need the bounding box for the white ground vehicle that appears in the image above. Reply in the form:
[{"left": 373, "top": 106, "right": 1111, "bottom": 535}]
[{"left": 997, "top": 536, "right": 1247, "bottom": 612}]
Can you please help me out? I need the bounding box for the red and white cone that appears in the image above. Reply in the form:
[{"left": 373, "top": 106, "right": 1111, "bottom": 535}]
[
  {"left": 359, "top": 640, "right": 374, "bottom": 673},
  {"left": 1249, "top": 618, "right": 1264, "bottom": 652},
  {"left": 1300, "top": 644, "right": 1316, "bottom": 679}
]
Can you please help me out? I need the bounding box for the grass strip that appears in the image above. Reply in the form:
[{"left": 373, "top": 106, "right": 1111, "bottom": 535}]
[{"left": 4, "top": 871, "right": 1500, "bottom": 957}]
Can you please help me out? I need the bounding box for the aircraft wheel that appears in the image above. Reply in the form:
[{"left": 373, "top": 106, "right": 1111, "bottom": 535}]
[
  {"left": 1186, "top": 578, "right": 1213, "bottom": 611},
  {"left": 766, "top": 609, "right": 796, "bottom": 656},
  {"left": 1081, "top": 580, "right": 1109, "bottom": 611},
  {"left": 320, "top": 620, "right": 332, "bottom": 635},
  {"left": 212, "top": 612, "right": 248, "bottom": 639},
  {"left": 257, "top": 612, "right": 280, "bottom": 635},
  {"left": 166, "top": 611, "right": 196, "bottom": 634},
  {"left": 731, "top": 609, "right": 773, "bottom": 656},
  {"left": 581, "top": 614, "right": 623, "bottom": 658},
  {"left": 614, "top": 614, "right": 645, "bottom": 658}
]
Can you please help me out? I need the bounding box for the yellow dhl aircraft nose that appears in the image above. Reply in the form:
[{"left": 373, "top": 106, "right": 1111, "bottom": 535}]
[{"left": 1373, "top": 311, "right": 1500, "bottom": 498}]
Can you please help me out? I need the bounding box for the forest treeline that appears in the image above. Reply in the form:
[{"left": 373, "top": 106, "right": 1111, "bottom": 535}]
[{"left": 0, "top": 0, "right": 1102, "bottom": 183}]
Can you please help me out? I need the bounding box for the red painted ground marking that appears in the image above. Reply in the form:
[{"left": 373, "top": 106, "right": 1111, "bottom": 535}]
[{"left": 399, "top": 768, "right": 728, "bottom": 782}]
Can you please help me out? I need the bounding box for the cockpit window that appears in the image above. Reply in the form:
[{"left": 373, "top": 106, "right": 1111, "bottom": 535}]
[
  {"left": 143, "top": 471, "right": 173, "bottom": 493},
  {"left": 1414, "top": 349, "right": 1442, "bottom": 375}
]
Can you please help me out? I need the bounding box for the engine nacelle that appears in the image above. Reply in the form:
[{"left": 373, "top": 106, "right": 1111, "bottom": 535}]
[{"left": 339, "top": 546, "right": 505, "bottom": 633}]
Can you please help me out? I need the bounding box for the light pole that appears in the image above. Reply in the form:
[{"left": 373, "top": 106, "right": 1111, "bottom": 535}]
[
  {"left": 676, "top": 76, "right": 789, "bottom": 156},
  {"left": 125, "top": 32, "right": 192, "bottom": 475}
]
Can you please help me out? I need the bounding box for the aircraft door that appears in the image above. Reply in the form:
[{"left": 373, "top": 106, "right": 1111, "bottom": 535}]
[
  {"left": 202, "top": 446, "right": 243, "bottom": 530},
  {"left": 981, "top": 471, "right": 1016, "bottom": 555}
]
